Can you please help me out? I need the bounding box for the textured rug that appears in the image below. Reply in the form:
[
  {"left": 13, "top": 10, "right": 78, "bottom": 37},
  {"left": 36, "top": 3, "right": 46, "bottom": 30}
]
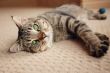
[{"left": 0, "top": 8, "right": 110, "bottom": 73}]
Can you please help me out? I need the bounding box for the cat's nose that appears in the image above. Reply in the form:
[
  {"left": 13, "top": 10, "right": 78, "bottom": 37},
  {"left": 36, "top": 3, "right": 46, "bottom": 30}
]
[{"left": 38, "top": 32, "right": 46, "bottom": 40}]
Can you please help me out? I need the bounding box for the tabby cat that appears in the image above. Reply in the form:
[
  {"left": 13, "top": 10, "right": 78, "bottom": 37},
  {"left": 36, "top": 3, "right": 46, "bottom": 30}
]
[{"left": 9, "top": 4, "right": 109, "bottom": 57}]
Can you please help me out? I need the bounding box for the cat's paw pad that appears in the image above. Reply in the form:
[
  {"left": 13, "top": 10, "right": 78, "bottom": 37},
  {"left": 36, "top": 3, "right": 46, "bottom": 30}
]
[{"left": 89, "top": 33, "right": 109, "bottom": 57}]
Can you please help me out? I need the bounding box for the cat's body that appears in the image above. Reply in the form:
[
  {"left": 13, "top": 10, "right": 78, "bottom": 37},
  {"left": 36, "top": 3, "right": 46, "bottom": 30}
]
[
  {"left": 39, "top": 5, "right": 89, "bottom": 42},
  {"left": 10, "top": 4, "right": 109, "bottom": 57}
]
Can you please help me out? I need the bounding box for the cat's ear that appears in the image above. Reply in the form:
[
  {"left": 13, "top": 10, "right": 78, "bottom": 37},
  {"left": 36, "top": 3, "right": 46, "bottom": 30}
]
[
  {"left": 9, "top": 41, "right": 23, "bottom": 53},
  {"left": 11, "top": 16, "right": 28, "bottom": 28}
]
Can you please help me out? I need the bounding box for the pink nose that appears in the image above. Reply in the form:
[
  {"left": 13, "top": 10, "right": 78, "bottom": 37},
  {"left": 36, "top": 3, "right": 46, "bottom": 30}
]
[{"left": 38, "top": 32, "right": 46, "bottom": 40}]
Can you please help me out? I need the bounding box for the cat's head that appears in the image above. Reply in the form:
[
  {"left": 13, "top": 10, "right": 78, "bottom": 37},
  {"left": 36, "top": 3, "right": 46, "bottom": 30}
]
[{"left": 9, "top": 16, "right": 52, "bottom": 53}]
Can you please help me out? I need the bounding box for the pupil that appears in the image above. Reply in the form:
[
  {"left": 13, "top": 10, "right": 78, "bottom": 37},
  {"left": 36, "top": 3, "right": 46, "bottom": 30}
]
[{"left": 33, "top": 24, "right": 40, "bottom": 31}]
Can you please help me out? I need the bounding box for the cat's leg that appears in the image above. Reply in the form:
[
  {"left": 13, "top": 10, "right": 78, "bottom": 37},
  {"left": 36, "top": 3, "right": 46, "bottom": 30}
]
[
  {"left": 67, "top": 19, "right": 109, "bottom": 57},
  {"left": 87, "top": 10, "right": 107, "bottom": 20}
]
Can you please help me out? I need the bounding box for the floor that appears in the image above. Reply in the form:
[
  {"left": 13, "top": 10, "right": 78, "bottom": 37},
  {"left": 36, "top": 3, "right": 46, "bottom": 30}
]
[{"left": 0, "top": 7, "right": 110, "bottom": 73}]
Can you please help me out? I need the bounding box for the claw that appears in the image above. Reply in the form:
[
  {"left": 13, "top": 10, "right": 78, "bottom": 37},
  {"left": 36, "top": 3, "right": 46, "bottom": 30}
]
[
  {"left": 100, "top": 45, "right": 108, "bottom": 53},
  {"left": 101, "top": 40, "right": 109, "bottom": 46},
  {"left": 96, "top": 49, "right": 104, "bottom": 58}
]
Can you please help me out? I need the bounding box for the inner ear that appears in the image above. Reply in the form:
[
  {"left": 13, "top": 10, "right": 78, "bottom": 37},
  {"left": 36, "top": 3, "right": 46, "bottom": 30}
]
[{"left": 11, "top": 16, "right": 29, "bottom": 28}]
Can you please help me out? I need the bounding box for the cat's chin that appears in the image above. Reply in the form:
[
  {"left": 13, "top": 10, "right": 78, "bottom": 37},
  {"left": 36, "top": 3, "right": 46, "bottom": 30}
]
[{"left": 43, "top": 36, "right": 49, "bottom": 41}]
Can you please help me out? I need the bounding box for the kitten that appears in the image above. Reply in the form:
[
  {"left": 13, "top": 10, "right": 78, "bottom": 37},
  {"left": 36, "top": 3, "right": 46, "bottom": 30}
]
[{"left": 9, "top": 4, "right": 109, "bottom": 57}]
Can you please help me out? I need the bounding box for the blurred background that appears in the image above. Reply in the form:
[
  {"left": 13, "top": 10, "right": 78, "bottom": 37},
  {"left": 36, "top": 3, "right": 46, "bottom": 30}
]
[{"left": 0, "top": 0, "right": 110, "bottom": 9}]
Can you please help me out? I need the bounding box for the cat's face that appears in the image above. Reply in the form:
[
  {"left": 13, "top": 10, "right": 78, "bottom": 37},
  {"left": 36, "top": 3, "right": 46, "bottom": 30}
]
[{"left": 9, "top": 16, "right": 51, "bottom": 53}]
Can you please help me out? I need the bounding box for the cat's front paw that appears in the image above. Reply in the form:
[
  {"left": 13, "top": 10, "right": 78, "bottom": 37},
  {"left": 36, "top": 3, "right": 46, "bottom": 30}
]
[{"left": 89, "top": 33, "right": 109, "bottom": 58}]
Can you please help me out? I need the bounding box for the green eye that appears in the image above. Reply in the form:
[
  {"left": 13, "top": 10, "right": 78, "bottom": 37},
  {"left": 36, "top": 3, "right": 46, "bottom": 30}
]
[
  {"left": 33, "top": 24, "right": 41, "bottom": 31},
  {"left": 32, "top": 40, "right": 39, "bottom": 45}
]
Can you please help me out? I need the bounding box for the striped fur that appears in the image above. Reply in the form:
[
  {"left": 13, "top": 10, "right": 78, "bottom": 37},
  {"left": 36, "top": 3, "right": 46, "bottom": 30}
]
[{"left": 10, "top": 4, "right": 109, "bottom": 57}]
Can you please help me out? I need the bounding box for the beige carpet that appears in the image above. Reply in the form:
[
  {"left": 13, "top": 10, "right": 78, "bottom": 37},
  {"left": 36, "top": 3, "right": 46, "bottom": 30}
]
[{"left": 0, "top": 7, "right": 110, "bottom": 73}]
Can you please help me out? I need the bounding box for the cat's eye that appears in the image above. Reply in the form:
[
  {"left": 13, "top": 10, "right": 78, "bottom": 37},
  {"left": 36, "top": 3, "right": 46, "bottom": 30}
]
[
  {"left": 33, "top": 24, "right": 41, "bottom": 31},
  {"left": 32, "top": 40, "right": 39, "bottom": 45}
]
